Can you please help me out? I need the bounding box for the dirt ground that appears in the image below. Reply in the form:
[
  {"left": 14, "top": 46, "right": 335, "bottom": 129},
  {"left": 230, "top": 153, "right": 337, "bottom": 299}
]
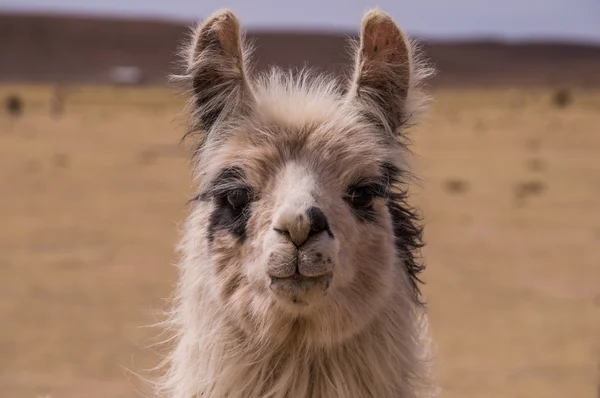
[{"left": 0, "top": 85, "right": 598, "bottom": 398}]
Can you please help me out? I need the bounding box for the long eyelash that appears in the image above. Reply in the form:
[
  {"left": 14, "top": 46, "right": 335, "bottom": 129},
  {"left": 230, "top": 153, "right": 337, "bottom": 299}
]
[
  {"left": 212, "top": 183, "right": 252, "bottom": 198},
  {"left": 347, "top": 180, "right": 390, "bottom": 198},
  {"left": 193, "top": 166, "right": 252, "bottom": 202}
]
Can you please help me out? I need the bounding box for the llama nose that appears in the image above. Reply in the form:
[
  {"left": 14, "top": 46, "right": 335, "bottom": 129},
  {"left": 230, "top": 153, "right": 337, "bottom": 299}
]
[{"left": 274, "top": 206, "right": 330, "bottom": 247}]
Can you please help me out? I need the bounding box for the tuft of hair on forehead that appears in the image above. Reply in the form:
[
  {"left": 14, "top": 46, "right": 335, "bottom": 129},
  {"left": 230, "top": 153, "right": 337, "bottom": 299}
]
[{"left": 252, "top": 68, "right": 348, "bottom": 129}]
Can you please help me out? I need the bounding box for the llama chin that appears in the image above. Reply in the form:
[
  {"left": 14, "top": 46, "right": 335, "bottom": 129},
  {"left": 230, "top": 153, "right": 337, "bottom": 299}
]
[{"left": 157, "top": 8, "right": 436, "bottom": 398}]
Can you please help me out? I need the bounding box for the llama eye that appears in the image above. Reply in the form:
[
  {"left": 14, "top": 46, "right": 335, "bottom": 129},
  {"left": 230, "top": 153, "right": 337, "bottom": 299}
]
[
  {"left": 347, "top": 187, "right": 376, "bottom": 209},
  {"left": 226, "top": 189, "right": 251, "bottom": 209}
]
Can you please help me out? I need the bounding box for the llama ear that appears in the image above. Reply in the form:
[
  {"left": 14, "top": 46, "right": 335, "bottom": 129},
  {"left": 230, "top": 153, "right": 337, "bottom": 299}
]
[
  {"left": 184, "top": 10, "right": 255, "bottom": 131},
  {"left": 347, "top": 9, "right": 414, "bottom": 134}
]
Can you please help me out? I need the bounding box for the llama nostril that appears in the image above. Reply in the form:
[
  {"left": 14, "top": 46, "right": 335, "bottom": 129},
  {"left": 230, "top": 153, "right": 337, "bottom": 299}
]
[
  {"left": 273, "top": 228, "right": 290, "bottom": 238},
  {"left": 307, "top": 207, "right": 329, "bottom": 236},
  {"left": 274, "top": 226, "right": 305, "bottom": 247}
]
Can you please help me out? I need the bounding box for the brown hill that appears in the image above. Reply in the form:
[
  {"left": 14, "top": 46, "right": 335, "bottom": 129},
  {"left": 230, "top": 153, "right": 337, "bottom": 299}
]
[{"left": 1, "top": 12, "right": 600, "bottom": 86}]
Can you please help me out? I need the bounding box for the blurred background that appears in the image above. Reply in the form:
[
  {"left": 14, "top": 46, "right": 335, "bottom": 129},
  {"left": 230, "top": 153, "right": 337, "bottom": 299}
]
[{"left": 0, "top": 1, "right": 599, "bottom": 397}]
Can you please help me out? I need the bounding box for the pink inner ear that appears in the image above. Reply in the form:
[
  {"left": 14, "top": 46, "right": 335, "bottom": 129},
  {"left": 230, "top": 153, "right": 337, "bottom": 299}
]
[
  {"left": 196, "top": 11, "right": 242, "bottom": 59},
  {"left": 361, "top": 16, "right": 409, "bottom": 65},
  {"left": 214, "top": 18, "right": 241, "bottom": 57}
]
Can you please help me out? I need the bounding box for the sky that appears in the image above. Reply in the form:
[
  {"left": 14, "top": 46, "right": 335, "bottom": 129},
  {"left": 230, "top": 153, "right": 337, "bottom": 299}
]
[{"left": 2, "top": 0, "right": 600, "bottom": 42}]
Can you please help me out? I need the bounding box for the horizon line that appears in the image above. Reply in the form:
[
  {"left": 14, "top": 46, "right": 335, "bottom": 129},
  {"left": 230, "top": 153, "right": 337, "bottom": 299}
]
[{"left": 2, "top": 7, "right": 600, "bottom": 46}]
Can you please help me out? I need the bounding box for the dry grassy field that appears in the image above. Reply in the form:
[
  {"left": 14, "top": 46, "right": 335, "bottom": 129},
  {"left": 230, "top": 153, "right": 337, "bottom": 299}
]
[{"left": 0, "top": 84, "right": 599, "bottom": 398}]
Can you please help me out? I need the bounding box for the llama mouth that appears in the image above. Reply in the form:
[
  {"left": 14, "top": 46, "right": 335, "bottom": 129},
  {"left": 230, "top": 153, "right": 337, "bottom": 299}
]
[{"left": 269, "top": 272, "right": 332, "bottom": 301}]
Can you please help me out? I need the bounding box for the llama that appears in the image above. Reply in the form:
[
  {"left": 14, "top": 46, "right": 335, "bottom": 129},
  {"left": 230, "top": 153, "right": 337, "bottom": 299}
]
[{"left": 158, "top": 8, "right": 435, "bottom": 398}]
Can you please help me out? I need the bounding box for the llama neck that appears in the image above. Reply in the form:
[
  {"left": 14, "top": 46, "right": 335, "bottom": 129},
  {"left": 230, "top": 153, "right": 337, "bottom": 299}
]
[{"left": 164, "top": 295, "right": 432, "bottom": 398}]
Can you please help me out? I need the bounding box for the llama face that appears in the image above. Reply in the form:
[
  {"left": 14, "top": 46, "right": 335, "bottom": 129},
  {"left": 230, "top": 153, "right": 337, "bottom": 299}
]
[{"left": 179, "top": 9, "right": 427, "bottom": 345}]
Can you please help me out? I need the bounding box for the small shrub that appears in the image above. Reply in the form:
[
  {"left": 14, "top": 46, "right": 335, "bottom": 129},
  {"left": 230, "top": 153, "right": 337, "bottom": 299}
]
[
  {"left": 514, "top": 180, "right": 546, "bottom": 200},
  {"left": 552, "top": 88, "right": 572, "bottom": 108},
  {"left": 444, "top": 179, "right": 469, "bottom": 195},
  {"left": 5, "top": 94, "right": 23, "bottom": 116}
]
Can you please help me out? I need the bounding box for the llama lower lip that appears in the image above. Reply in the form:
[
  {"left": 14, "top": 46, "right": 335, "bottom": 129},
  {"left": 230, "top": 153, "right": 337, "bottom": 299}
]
[{"left": 269, "top": 273, "right": 332, "bottom": 298}]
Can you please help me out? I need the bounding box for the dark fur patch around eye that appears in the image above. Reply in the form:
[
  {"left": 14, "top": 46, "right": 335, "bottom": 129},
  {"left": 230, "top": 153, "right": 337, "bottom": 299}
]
[
  {"left": 346, "top": 163, "right": 425, "bottom": 304},
  {"left": 201, "top": 166, "right": 246, "bottom": 198},
  {"left": 345, "top": 176, "right": 389, "bottom": 222},
  {"left": 381, "top": 162, "right": 426, "bottom": 305},
  {"left": 195, "top": 166, "right": 254, "bottom": 243},
  {"left": 345, "top": 193, "right": 378, "bottom": 222},
  {"left": 207, "top": 196, "right": 252, "bottom": 243}
]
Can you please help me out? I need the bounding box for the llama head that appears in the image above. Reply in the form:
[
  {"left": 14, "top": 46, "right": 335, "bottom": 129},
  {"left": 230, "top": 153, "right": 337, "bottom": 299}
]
[{"left": 177, "top": 9, "right": 430, "bottom": 347}]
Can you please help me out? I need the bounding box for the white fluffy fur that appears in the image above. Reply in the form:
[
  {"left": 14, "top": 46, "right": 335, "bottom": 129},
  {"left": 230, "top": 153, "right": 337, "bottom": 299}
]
[{"left": 157, "top": 8, "right": 437, "bottom": 398}]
